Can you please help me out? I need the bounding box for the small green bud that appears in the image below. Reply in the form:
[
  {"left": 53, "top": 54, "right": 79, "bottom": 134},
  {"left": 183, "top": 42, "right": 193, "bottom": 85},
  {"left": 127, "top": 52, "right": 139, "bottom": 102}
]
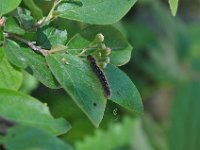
[{"left": 95, "top": 33, "right": 104, "bottom": 43}]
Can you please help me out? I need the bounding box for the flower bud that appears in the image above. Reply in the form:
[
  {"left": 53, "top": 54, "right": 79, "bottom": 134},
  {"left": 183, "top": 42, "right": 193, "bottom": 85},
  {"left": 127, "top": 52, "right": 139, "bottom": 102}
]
[{"left": 95, "top": 33, "right": 104, "bottom": 43}]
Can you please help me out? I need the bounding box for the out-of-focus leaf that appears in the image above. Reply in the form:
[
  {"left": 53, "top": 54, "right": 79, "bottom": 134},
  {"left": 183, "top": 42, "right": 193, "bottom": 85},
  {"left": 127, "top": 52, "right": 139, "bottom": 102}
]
[
  {"left": 37, "top": 26, "right": 68, "bottom": 49},
  {"left": 168, "top": 82, "right": 200, "bottom": 150},
  {"left": 76, "top": 117, "right": 137, "bottom": 150},
  {"left": 142, "top": 115, "right": 168, "bottom": 150},
  {"left": 105, "top": 64, "right": 143, "bottom": 114},
  {"left": 22, "top": 0, "right": 43, "bottom": 19},
  {"left": 4, "top": 17, "right": 25, "bottom": 35},
  {"left": 0, "top": 89, "right": 71, "bottom": 135},
  {"left": 3, "top": 39, "right": 60, "bottom": 89},
  {"left": 132, "top": 118, "right": 154, "bottom": 150},
  {"left": 15, "top": 7, "right": 35, "bottom": 30},
  {"left": 169, "top": 0, "right": 179, "bottom": 16},
  {"left": 0, "top": 56, "right": 22, "bottom": 90},
  {"left": 46, "top": 53, "right": 107, "bottom": 127},
  {"left": 56, "top": 0, "right": 137, "bottom": 25},
  {"left": 4, "top": 125, "right": 72, "bottom": 150},
  {"left": 67, "top": 25, "right": 132, "bottom": 66},
  {"left": 0, "top": 0, "right": 21, "bottom": 16}
]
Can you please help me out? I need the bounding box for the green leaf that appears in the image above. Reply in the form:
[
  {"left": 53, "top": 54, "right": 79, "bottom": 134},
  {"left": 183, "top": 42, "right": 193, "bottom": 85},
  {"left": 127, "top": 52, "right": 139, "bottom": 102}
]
[
  {"left": 19, "top": 71, "right": 38, "bottom": 94},
  {"left": 0, "top": 0, "right": 21, "bottom": 16},
  {"left": 4, "top": 125, "right": 72, "bottom": 150},
  {"left": 15, "top": 7, "right": 35, "bottom": 30},
  {"left": 3, "top": 39, "right": 60, "bottom": 89},
  {"left": 169, "top": 0, "right": 179, "bottom": 16},
  {"left": 46, "top": 53, "right": 107, "bottom": 127},
  {"left": 0, "top": 56, "right": 22, "bottom": 90},
  {"left": 4, "top": 17, "right": 25, "bottom": 35},
  {"left": 0, "top": 116, "right": 16, "bottom": 136},
  {"left": 105, "top": 64, "right": 143, "bottom": 114},
  {"left": 67, "top": 25, "right": 132, "bottom": 66},
  {"left": 37, "top": 26, "right": 68, "bottom": 49},
  {"left": 0, "top": 30, "right": 3, "bottom": 45},
  {"left": 56, "top": 0, "right": 137, "bottom": 25},
  {"left": 168, "top": 82, "right": 200, "bottom": 150},
  {"left": 0, "top": 47, "right": 3, "bottom": 62},
  {"left": 0, "top": 89, "right": 71, "bottom": 135},
  {"left": 22, "top": 0, "right": 43, "bottom": 19}
]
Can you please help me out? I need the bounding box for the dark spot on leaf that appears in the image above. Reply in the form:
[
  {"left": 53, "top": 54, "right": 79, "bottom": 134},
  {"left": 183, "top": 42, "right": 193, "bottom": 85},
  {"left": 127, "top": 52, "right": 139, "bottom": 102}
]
[
  {"left": 117, "top": 91, "right": 120, "bottom": 95},
  {"left": 93, "top": 103, "right": 97, "bottom": 107}
]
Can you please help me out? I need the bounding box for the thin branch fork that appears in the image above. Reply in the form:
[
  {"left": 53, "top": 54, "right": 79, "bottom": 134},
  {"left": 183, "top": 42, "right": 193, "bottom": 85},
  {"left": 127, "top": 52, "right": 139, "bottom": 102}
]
[{"left": 4, "top": 33, "right": 49, "bottom": 56}]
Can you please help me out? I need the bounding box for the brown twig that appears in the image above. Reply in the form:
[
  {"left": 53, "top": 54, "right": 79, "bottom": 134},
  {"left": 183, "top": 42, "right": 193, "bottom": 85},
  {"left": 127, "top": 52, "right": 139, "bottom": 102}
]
[{"left": 4, "top": 33, "right": 49, "bottom": 56}]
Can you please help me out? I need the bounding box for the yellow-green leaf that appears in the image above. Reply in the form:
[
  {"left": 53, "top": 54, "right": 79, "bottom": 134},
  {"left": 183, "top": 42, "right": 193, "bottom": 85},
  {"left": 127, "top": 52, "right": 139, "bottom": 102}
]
[{"left": 169, "top": 0, "right": 179, "bottom": 16}]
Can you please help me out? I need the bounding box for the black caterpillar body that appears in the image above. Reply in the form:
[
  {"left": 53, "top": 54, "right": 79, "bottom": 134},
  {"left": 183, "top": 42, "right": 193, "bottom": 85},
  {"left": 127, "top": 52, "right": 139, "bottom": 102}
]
[{"left": 87, "top": 55, "right": 111, "bottom": 98}]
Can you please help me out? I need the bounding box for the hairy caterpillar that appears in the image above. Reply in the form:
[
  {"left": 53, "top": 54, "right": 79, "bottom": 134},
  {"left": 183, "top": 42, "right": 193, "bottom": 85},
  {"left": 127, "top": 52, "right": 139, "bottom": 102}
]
[{"left": 87, "top": 55, "right": 111, "bottom": 98}]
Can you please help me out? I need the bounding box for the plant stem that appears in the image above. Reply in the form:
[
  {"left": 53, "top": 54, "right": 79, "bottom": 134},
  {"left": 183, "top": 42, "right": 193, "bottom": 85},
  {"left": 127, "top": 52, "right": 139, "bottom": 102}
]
[
  {"left": 37, "top": 0, "right": 62, "bottom": 27},
  {"left": 4, "top": 33, "right": 49, "bottom": 56},
  {"left": 49, "top": 47, "right": 68, "bottom": 54}
]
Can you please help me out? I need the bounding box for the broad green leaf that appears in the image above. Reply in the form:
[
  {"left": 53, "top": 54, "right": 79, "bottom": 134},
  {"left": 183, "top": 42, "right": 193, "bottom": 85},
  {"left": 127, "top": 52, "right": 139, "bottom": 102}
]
[
  {"left": 4, "top": 17, "right": 25, "bottom": 35},
  {"left": 168, "top": 82, "right": 200, "bottom": 150},
  {"left": 3, "top": 39, "right": 60, "bottom": 89},
  {"left": 67, "top": 25, "right": 132, "bottom": 66},
  {"left": 0, "top": 0, "right": 21, "bottom": 16},
  {"left": 105, "top": 64, "right": 143, "bottom": 114},
  {"left": 169, "top": 0, "right": 179, "bottom": 16},
  {"left": 56, "top": 0, "right": 137, "bottom": 25},
  {"left": 37, "top": 26, "right": 68, "bottom": 49},
  {"left": 4, "top": 125, "right": 72, "bottom": 150},
  {"left": 46, "top": 53, "right": 107, "bottom": 127},
  {"left": 0, "top": 56, "right": 22, "bottom": 90},
  {"left": 0, "top": 89, "right": 71, "bottom": 135},
  {"left": 22, "top": 0, "right": 43, "bottom": 19}
]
